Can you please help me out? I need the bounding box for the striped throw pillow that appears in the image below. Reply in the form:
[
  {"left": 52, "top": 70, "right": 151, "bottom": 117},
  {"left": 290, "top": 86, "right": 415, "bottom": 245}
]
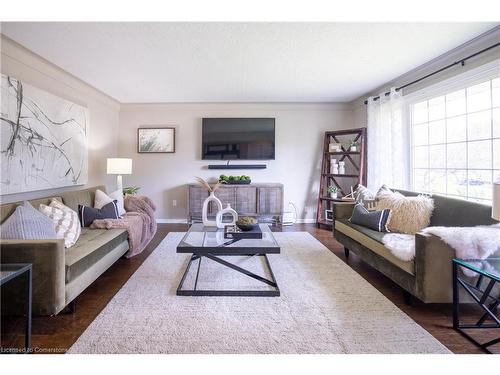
[
  {"left": 349, "top": 203, "right": 391, "bottom": 232},
  {"left": 39, "top": 199, "right": 81, "bottom": 248}
]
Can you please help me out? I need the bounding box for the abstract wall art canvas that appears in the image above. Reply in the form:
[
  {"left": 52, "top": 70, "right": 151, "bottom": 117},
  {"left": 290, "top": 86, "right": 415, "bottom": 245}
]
[
  {"left": 1, "top": 74, "right": 88, "bottom": 195},
  {"left": 137, "top": 127, "right": 175, "bottom": 153}
]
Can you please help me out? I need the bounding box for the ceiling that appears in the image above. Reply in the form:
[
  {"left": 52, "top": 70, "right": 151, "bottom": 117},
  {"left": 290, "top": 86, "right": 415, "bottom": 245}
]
[{"left": 1, "top": 22, "right": 497, "bottom": 103}]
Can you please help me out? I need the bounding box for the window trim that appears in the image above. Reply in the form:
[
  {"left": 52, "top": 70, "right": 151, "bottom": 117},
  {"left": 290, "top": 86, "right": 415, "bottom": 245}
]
[{"left": 404, "top": 59, "right": 500, "bottom": 202}]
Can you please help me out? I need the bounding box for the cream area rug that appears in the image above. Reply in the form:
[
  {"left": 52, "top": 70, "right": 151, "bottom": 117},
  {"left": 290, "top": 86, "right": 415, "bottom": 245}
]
[{"left": 68, "top": 232, "right": 450, "bottom": 354}]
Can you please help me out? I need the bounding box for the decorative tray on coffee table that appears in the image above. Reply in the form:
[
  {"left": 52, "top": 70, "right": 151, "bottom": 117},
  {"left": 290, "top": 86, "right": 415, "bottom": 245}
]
[{"left": 224, "top": 225, "right": 263, "bottom": 239}]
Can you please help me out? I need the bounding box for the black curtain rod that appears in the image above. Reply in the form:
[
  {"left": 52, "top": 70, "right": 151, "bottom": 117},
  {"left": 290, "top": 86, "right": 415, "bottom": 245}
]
[{"left": 363, "top": 42, "right": 500, "bottom": 105}]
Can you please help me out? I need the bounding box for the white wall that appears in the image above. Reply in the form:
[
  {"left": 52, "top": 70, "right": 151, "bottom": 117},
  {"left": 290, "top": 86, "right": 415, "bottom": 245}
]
[
  {"left": 350, "top": 27, "right": 500, "bottom": 124},
  {"left": 0, "top": 35, "right": 121, "bottom": 203},
  {"left": 119, "top": 103, "right": 354, "bottom": 221}
]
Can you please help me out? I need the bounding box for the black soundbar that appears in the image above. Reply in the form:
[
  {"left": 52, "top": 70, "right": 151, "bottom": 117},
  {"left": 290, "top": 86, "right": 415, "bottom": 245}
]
[{"left": 208, "top": 164, "right": 267, "bottom": 170}]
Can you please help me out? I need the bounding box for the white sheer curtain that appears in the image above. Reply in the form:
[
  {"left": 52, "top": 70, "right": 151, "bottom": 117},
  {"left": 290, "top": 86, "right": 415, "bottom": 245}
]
[{"left": 366, "top": 87, "right": 409, "bottom": 191}]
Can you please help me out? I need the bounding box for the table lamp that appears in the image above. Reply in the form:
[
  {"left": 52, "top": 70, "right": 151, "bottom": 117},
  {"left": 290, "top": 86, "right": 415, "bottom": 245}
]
[
  {"left": 107, "top": 158, "right": 132, "bottom": 192},
  {"left": 493, "top": 181, "right": 500, "bottom": 221}
]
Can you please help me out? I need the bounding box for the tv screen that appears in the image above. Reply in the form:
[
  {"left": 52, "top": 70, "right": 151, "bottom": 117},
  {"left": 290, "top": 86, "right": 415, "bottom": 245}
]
[{"left": 202, "top": 118, "right": 275, "bottom": 160}]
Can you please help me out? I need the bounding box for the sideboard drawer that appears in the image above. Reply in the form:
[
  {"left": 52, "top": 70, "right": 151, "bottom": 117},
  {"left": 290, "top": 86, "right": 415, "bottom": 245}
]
[
  {"left": 258, "top": 187, "right": 283, "bottom": 214},
  {"left": 234, "top": 186, "right": 257, "bottom": 214},
  {"left": 209, "top": 186, "right": 235, "bottom": 213},
  {"left": 188, "top": 186, "right": 207, "bottom": 215}
]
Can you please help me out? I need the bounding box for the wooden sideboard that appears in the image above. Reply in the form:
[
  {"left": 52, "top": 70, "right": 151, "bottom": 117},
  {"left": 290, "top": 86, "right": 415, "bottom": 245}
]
[{"left": 187, "top": 183, "right": 284, "bottom": 223}]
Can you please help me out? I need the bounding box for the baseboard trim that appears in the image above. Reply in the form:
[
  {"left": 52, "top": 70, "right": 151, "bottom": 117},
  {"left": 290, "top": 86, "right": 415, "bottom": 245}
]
[
  {"left": 156, "top": 219, "right": 189, "bottom": 224},
  {"left": 157, "top": 218, "right": 317, "bottom": 224},
  {"left": 296, "top": 219, "right": 317, "bottom": 224}
]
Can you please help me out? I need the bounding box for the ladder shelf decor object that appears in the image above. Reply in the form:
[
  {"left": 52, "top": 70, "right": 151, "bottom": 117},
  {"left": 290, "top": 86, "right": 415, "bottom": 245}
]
[{"left": 316, "top": 127, "right": 367, "bottom": 228}]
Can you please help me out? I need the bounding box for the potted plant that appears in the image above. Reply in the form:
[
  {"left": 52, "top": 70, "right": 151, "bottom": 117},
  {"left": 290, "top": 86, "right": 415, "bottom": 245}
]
[
  {"left": 348, "top": 139, "right": 359, "bottom": 152},
  {"left": 327, "top": 186, "right": 340, "bottom": 199},
  {"left": 123, "top": 186, "right": 140, "bottom": 196}
]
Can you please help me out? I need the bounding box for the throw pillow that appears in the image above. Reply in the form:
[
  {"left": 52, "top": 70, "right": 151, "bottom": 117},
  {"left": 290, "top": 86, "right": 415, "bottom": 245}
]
[
  {"left": 376, "top": 184, "right": 393, "bottom": 198},
  {"left": 108, "top": 190, "right": 126, "bottom": 216},
  {"left": 78, "top": 201, "right": 119, "bottom": 227},
  {"left": 354, "top": 184, "right": 375, "bottom": 203},
  {"left": 39, "top": 199, "right": 81, "bottom": 248},
  {"left": 95, "top": 189, "right": 125, "bottom": 216},
  {"left": 349, "top": 204, "right": 391, "bottom": 232},
  {"left": 375, "top": 191, "right": 434, "bottom": 234},
  {"left": 1, "top": 201, "right": 57, "bottom": 240}
]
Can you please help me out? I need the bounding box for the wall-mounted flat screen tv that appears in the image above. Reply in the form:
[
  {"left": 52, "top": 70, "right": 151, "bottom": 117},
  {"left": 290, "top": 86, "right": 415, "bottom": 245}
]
[{"left": 202, "top": 118, "right": 275, "bottom": 160}]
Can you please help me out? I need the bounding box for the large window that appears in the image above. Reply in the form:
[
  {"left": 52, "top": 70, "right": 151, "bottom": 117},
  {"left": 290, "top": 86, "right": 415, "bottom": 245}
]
[{"left": 410, "top": 76, "right": 500, "bottom": 204}]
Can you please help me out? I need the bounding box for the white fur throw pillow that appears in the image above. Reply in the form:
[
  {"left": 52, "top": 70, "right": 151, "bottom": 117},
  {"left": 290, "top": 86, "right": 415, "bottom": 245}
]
[
  {"left": 375, "top": 191, "right": 434, "bottom": 234},
  {"left": 95, "top": 189, "right": 125, "bottom": 217}
]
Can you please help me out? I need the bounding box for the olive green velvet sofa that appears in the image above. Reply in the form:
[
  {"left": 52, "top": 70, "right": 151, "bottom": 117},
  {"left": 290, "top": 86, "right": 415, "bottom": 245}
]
[
  {"left": 0, "top": 186, "right": 129, "bottom": 315},
  {"left": 333, "top": 190, "right": 497, "bottom": 303}
]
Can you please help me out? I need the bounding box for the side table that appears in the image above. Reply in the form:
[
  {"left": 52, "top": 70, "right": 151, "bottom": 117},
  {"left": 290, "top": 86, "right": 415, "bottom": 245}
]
[
  {"left": 452, "top": 258, "right": 499, "bottom": 354},
  {"left": 1, "top": 263, "right": 32, "bottom": 353}
]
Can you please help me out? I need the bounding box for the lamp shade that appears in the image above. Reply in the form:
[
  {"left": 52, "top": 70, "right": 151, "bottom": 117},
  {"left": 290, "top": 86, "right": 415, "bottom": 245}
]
[
  {"left": 107, "top": 158, "right": 132, "bottom": 175},
  {"left": 493, "top": 181, "right": 500, "bottom": 221}
]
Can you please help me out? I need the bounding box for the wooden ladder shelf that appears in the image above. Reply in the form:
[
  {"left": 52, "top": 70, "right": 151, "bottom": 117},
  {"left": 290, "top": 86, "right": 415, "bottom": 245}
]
[{"left": 316, "top": 127, "right": 367, "bottom": 228}]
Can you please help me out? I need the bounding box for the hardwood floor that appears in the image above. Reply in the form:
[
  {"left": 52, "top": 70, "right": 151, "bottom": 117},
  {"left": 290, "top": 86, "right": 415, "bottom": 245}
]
[{"left": 1, "top": 223, "right": 497, "bottom": 354}]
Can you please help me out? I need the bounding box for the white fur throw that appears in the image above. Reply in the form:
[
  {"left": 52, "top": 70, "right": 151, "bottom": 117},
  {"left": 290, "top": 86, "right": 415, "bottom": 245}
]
[
  {"left": 382, "top": 233, "right": 416, "bottom": 261},
  {"left": 383, "top": 224, "right": 500, "bottom": 270},
  {"left": 376, "top": 191, "right": 434, "bottom": 234}
]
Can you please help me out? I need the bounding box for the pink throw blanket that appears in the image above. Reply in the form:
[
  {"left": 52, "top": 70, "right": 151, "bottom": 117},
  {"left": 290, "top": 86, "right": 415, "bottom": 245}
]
[{"left": 90, "top": 195, "right": 157, "bottom": 258}]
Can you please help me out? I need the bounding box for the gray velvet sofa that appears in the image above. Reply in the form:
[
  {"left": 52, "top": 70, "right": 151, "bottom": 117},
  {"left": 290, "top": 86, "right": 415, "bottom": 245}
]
[
  {"left": 0, "top": 186, "right": 129, "bottom": 315},
  {"left": 333, "top": 190, "right": 497, "bottom": 303}
]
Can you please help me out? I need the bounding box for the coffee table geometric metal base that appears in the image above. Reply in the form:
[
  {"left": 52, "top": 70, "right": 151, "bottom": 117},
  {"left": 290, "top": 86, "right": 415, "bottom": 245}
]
[
  {"left": 176, "top": 224, "right": 281, "bottom": 297},
  {"left": 176, "top": 253, "right": 280, "bottom": 297}
]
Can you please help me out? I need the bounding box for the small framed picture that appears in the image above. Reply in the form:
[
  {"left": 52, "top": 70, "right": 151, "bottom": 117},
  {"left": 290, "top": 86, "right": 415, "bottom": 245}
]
[
  {"left": 138, "top": 127, "right": 175, "bottom": 153},
  {"left": 328, "top": 143, "right": 342, "bottom": 152},
  {"left": 325, "top": 209, "right": 334, "bottom": 221}
]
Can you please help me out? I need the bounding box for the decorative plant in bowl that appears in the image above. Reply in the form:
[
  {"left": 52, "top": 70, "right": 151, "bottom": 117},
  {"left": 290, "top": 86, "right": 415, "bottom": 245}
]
[
  {"left": 327, "top": 186, "right": 340, "bottom": 199},
  {"left": 219, "top": 174, "right": 251, "bottom": 185},
  {"left": 348, "top": 139, "right": 359, "bottom": 152},
  {"left": 236, "top": 216, "right": 258, "bottom": 231}
]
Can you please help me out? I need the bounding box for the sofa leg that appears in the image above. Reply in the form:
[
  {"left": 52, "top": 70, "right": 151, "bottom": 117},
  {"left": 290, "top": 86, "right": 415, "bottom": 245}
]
[
  {"left": 344, "top": 247, "right": 349, "bottom": 258},
  {"left": 403, "top": 291, "right": 411, "bottom": 305},
  {"left": 67, "top": 300, "right": 76, "bottom": 314}
]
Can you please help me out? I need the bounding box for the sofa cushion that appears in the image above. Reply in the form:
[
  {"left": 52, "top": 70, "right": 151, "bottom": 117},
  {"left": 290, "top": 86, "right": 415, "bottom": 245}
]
[
  {"left": 1, "top": 201, "right": 58, "bottom": 240},
  {"left": 95, "top": 189, "right": 126, "bottom": 217},
  {"left": 376, "top": 190, "right": 434, "bottom": 234},
  {"left": 1, "top": 197, "right": 63, "bottom": 225},
  {"left": 335, "top": 219, "right": 414, "bottom": 274},
  {"left": 39, "top": 199, "right": 81, "bottom": 248},
  {"left": 349, "top": 204, "right": 391, "bottom": 232},
  {"left": 78, "top": 201, "right": 120, "bottom": 227},
  {"left": 60, "top": 185, "right": 106, "bottom": 213},
  {"left": 395, "top": 189, "right": 496, "bottom": 227},
  {"left": 65, "top": 228, "right": 128, "bottom": 283},
  {"left": 354, "top": 184, "right": 375, "bottom": 204}
]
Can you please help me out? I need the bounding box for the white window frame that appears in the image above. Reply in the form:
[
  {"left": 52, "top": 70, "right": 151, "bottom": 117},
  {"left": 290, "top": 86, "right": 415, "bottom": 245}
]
[{"left": 404, "top": 59, "right": 500, "bottom": 203}]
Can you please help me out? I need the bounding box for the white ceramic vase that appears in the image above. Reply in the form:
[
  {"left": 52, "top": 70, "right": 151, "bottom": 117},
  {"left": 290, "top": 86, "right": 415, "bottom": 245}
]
[
  {"left": 338, "top": 161, "right": 345, "bottom": 175},
  {"left": 350, "top": 146, "right": 357, "bottom": 152},
  {"left": 216, "top": 204, "right": 238, "bottom": 229},
  {"left": 332, "top": 163, "right": 339, "bottom": 174},
  {"left": 202, "top": 192, "right": 222, "bottom": 227},
  {"left": 330, "top": 192, "right": 338, "bottom": 199},
  {"left": 330, "top": 159, "right": 337, "bottom": 174}
]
